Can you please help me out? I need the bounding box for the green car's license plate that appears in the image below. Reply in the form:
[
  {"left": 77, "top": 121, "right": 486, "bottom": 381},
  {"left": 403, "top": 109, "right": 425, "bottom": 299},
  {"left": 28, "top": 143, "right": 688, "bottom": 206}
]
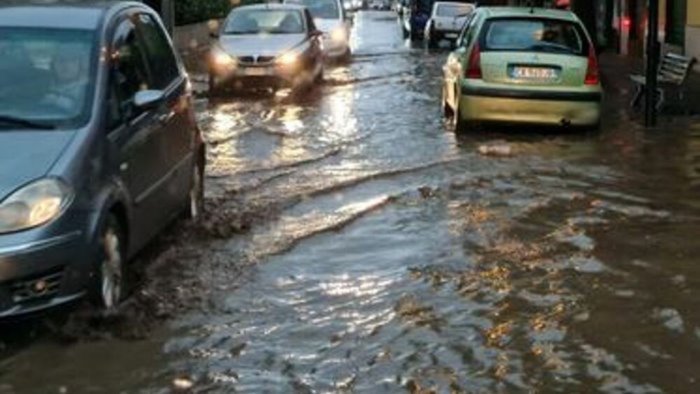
[{"left": 511, "top": 67, "right": 558, "bottom": 80}]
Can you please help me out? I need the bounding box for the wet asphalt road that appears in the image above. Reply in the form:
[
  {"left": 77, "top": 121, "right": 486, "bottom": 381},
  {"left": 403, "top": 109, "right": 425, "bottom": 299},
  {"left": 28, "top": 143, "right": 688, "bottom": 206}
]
[{"left": 3, "top": 11, "right": 700, "bottom": 394}]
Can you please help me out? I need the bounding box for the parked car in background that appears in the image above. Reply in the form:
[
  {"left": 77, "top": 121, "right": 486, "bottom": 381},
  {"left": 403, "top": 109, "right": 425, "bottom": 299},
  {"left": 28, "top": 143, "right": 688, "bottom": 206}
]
[
  {"left": 401, "top": 0, "right": 434, "bottom": 40},
  {"left": 370, "top": 0, "right": 391, "bottom": 10},
  {"left": 424, "top": 1, "right": 474, "bottom": 48},
  {"left": 285, "top": 0, "right": 352, "bottom": 61},
  {"left": 442, "top": 7, "right": 602, "bottom": 131},
  {"left": 0, "top": 1, "right": 205, "bottom": 318},
  {"left": 208, "top": 4, "right": 325, "bottom": 94}
]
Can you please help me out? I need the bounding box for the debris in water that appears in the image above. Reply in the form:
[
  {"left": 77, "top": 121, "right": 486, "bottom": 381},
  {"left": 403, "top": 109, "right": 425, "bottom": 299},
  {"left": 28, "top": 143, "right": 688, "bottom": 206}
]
[
  {"left": 230, "top": 342, "right": 247, "bottom": 357},
  {"left": 478, "top": 143, "right": 513, "bottom": 157},
  {"left": 653, "top": 308, "right": 685, "bottom": 333},
  {"left": 418, "top": 186, "right": 438, "bottom": 199},
  {"left": 172, "top": 377, "right": 194, "bottom": 391}
]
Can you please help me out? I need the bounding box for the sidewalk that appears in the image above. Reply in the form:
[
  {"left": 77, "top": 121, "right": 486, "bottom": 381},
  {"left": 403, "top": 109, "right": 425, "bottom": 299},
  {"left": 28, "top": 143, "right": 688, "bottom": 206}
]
[{"left": 599, "top": 52, "right": 700, "bottom": 119}]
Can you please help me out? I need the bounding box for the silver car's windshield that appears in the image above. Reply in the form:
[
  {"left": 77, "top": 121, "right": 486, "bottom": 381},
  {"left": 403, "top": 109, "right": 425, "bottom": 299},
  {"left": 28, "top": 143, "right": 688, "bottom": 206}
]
[
  {"left": 483, "top": 18, "right": 585, "bottom": 55},
  {"left": 225, "top": 9, "right": 306, "bottom": 35},
  {"left": 288, "top": 0, "right": 341, "bottom": 19},
  {"left": 0, "top": 27, "right": 96, "bottom": 130}
]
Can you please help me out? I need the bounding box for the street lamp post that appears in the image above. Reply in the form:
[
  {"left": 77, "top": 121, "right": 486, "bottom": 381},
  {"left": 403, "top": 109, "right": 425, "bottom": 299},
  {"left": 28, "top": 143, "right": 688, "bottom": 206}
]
[{"left": 645, "top": 0, "right": 660, "bottom": 127}]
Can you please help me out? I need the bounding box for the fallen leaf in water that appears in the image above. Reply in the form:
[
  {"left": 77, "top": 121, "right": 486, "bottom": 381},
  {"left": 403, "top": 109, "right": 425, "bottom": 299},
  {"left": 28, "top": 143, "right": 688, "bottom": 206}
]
[
  {"left": 172, "top": 377, "right": 194, "bottom": 391},
  {"left": 478, "top": 143, "right": 513, "bottom": 157}
]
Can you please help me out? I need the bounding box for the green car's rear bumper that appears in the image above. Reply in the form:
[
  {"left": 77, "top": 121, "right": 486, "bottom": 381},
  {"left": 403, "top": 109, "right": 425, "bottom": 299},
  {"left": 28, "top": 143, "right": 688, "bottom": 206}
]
[{"left": 460, "top": 83, "right": 602, "bottom": 126}]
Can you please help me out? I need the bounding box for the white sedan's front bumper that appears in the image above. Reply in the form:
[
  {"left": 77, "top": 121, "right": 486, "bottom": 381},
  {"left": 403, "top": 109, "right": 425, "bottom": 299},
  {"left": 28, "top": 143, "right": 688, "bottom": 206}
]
[{"left": 323, "top": 36, "right": 351, "bottom": 59}]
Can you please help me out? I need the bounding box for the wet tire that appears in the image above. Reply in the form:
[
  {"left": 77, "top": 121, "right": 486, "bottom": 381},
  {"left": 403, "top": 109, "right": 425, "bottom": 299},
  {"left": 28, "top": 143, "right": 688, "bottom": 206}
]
[
  {"left": 427, "top": 30, "right": 438, "bottom": 48},
  {"left": 89, "top": 215, "right": 126, "bottom": 313},
  {"left": 453, "top": 92, "right": 469, "bottom": 133},
  {"left": 442, "top": 85, "right": 453, "bottom": 119},
  {"left": 208, "top": 72, "right": 219, "bottom": 97},
  {"left": 186, "top": 153, "right": 205, "bottom": 221},
  {"left": 315, "top": 63, "right": 325, "bottom": 83},
  {"left": 340, "top": 48, "right": 352, "bottom": 64}
]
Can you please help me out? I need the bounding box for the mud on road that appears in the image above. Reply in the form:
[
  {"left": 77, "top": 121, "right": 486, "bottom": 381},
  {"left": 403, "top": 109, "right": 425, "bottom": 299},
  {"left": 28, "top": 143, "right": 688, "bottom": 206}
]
[{"left": 2, "top": 11, "right": 700, "bottom": 394}]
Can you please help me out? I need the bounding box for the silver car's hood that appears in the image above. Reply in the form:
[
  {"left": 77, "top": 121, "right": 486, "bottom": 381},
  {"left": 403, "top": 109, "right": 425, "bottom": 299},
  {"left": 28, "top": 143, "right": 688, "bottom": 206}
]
[
  {"left": 0, "top": 131, "right": 73, "bottom": 200},
  {"left": 219, "top": 34, "right": 307, "bottom": 57}
]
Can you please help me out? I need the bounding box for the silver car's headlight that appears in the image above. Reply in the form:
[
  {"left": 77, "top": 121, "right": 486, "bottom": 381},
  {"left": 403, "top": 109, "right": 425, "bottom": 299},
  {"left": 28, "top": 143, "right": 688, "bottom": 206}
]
[
  {"left": 0, "top": 178, "right": 73, "bottom": 234},
  {"left": 210, "top": 45, "right": 237, "bottom": 69}
]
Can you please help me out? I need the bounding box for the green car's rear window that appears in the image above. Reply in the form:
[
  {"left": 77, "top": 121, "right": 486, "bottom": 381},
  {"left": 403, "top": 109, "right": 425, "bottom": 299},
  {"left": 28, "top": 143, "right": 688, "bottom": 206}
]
[{"left": 481, "top": 17, "right": 588, "bottom": 56}]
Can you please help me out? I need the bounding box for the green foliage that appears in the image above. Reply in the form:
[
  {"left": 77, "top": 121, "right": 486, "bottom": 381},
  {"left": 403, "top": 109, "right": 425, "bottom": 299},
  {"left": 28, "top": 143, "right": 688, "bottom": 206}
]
[{"left": 175, "top": 0, "right": 265, "bottom": 26}]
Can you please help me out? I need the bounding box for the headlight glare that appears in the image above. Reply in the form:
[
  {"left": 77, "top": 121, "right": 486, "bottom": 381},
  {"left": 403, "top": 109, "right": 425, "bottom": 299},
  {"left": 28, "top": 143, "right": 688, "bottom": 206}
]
[
  {"left": 277, "top": 51, "right": 299, "bottom": 66},
  {"left": 211, "top": 47, "right": 237, "bottom": 69},
  {"left": 0, "top": 178, "right": 72, "bottom": 234},
  {"left": 331, "top": 27, "right": 346, "bottom": 42}
]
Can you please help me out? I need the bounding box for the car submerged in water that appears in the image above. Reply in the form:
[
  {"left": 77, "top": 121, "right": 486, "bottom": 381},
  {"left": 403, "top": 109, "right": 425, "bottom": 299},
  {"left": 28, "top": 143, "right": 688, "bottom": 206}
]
[
  {"left": 0, "top": 1, "right": 205, "bottom": 318},
  {"left": 442, "top": 7, "right": 603, "bottom": 130},
  {"left": 208, "top": 4, "right": 325, "bottom": 94}
]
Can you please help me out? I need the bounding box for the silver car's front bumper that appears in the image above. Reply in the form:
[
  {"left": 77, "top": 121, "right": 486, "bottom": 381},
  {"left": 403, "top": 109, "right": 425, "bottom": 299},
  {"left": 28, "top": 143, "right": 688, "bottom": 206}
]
[{"left": 0, "top": 230, "right": 92, "bottom": 318}]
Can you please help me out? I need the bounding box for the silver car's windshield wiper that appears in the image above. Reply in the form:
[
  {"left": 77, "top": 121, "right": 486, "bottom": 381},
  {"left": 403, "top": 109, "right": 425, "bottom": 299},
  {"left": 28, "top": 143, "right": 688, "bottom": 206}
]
[{"left": 0, "top": 115, "right": 55, "bottom": 130}]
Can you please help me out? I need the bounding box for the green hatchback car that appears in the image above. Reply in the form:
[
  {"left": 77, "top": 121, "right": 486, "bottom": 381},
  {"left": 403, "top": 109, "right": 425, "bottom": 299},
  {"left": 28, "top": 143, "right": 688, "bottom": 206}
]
[{"left": 442, "top": 7, "right": 602, "bottom": 130}]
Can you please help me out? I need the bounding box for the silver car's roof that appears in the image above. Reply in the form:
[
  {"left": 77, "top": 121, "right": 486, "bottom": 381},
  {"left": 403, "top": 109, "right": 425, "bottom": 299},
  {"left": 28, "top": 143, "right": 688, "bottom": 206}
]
[{"left": 0, "top": 1, "right": 140, "bottom": 30}]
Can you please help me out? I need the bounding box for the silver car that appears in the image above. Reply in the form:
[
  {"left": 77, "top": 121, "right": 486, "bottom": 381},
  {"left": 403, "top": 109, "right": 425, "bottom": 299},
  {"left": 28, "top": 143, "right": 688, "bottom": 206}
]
[{"left": 209, "top": 4, "right": 325, "bottom": 94}]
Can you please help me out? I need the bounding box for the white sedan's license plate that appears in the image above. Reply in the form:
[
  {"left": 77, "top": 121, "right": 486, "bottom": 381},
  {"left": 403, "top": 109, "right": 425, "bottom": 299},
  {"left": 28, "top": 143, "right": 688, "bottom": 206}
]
[
  {"left": 242, "top": 67, "right": 269, "bottom": 77},
  {"left": 512, "top": 67, "right": 558, "bottom": 80},
  {"left": 445, "top": 33, "right": 458, "bottom": 39}
]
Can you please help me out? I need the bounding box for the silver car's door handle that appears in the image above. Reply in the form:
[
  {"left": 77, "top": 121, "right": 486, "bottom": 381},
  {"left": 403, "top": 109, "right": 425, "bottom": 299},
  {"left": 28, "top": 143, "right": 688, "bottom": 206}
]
[{"left": 120, "top": 162, "right": 129, "bottom": 172}]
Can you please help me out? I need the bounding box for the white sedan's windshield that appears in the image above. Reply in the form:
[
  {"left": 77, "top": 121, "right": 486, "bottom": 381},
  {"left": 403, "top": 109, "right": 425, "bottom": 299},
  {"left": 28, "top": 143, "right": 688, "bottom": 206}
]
[
  {"left": 0, "top": 27, "right": 95, "bottom": 129},
  {"left": 225, "top": 9, "right": 306, "bottom": 35}
]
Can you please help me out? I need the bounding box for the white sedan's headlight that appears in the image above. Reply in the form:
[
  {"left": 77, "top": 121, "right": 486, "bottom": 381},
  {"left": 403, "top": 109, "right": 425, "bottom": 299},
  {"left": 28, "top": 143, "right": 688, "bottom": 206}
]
[
  {"left": 0, "top": 178, "right": 72, "bottom": 234},
  {"left": 331, "top": 27, "right": 347, "bottom": 42}
]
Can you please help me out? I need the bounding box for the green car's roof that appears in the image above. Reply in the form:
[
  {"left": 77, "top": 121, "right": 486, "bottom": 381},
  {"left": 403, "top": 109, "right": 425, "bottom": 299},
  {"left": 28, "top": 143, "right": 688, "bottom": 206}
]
[{"left": 478, "top": 6, "right": 581, "bottom": 23}]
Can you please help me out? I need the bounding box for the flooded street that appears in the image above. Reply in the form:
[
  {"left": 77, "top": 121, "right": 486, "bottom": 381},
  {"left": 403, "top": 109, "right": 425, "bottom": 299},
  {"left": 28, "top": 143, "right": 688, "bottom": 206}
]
[{"left": 3, "top": 11, "right": 700, "bottom": 393}]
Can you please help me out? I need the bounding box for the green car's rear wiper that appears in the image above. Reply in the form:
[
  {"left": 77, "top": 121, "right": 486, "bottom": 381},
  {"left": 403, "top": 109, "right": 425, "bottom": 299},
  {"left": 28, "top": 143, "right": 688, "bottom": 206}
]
[
  {"left": 527, "top": 43, "right": 574, "bottom": 54},
  {"left": 0, "top": 115, "right": 55, "bottom": 130}
]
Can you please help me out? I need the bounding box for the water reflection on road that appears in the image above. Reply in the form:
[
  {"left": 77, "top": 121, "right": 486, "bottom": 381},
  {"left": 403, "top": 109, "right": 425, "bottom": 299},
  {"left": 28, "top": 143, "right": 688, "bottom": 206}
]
[{"left": 2, "top": 10, "right": 700, "bottom": 394}]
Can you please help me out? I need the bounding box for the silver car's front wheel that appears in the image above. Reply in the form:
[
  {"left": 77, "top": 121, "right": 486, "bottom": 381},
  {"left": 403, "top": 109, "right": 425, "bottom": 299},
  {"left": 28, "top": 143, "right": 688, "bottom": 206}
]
[
  {"left": 187, "top": 157, "right": 205, "bottom": 221},
  {"left": 91, "top": 216, "right": 125, "bottom": 312}
]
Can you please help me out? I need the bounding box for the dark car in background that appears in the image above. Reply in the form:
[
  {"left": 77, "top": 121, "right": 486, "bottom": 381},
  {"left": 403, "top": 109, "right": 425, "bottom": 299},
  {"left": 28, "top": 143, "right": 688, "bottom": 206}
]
[
  {"left": 400, "top": 0, "right": 434, "bottom": 40},
  {"left": 0, "top": 0, "right": 205, "bottom": 318}
]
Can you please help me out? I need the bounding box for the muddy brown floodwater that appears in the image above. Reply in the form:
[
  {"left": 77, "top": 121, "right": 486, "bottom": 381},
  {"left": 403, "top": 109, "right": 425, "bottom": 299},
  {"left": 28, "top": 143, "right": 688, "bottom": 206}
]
[{"left": 2, "top": 11, "right": 700, "bottom": 394}]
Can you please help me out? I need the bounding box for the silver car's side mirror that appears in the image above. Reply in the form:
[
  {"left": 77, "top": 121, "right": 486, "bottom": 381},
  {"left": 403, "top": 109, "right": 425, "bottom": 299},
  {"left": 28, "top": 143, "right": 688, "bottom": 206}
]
[{"left": 134, "top": 90, "right": 165, "bottom": 109}]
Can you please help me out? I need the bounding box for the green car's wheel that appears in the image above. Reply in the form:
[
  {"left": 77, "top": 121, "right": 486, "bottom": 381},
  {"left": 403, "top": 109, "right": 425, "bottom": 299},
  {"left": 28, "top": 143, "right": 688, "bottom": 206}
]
[
  {"left": 454, "top": 90, "right": 468, "bottom": 133},
  {"left": 442, "top": 85, "right": 453, "bottom": 119}
]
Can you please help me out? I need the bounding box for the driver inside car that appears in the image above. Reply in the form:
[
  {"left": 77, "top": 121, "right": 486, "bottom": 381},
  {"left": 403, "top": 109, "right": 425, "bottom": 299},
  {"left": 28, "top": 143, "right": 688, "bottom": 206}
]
[{"left": 43, "top": 44, "right": 90, "bottom": 114}]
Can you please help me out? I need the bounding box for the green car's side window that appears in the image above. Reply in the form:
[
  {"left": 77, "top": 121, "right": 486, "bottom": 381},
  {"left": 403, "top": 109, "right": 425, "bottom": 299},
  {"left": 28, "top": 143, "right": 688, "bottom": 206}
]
[
  {"left": 458, "top": 13, "right": 479, "bottom": 48},
  {"left": 456, "top": 14, "right": 474, "bottom": 47}
]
